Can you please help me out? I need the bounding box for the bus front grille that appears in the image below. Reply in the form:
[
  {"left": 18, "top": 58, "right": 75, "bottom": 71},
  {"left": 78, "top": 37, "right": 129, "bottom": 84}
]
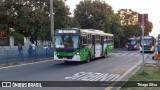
[
  {"left": 144, "top": 46, "right": 151, "bottom": 50},
  {"left": 57, "top": 55, "right": 73, "bottom": 59}
]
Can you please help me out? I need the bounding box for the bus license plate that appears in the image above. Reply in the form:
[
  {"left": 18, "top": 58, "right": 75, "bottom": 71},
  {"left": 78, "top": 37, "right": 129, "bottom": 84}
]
[{"left": 63, "top": 57, "right": 67, "bottom": 59}]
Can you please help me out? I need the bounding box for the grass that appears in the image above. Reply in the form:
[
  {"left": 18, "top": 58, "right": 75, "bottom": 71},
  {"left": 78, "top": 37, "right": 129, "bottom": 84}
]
[{"left": 120, "top": 66, "right": 160, "bottom": 90}]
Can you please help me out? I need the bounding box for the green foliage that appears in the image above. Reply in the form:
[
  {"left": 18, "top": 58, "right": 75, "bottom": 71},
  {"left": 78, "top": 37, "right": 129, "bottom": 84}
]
[
  {"left": 0, "top": 0, "right": 74, "bottom": 44},
  {"left": 117, "top": 9, "right": 153, "bottom": 45},
  {"left": 74, "top": 0, "right": 124, "bottom": 47},
  {"left": 118, "top": 9, "right": 138, "bottom": 25},
  {"left": 144, "top": 21, "right": 153, "bottom": 35},
  {"left": 10, "top": 31, "right": 24, "bottom": 40},
  {"left": 0, "top": 0, "right": 153, "bottom": 47},
  {"left": 74, "top": 0, "right": 112, "bottom": 31}
]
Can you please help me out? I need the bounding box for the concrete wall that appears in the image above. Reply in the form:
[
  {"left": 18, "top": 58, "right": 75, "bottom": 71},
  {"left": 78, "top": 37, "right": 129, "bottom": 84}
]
[{"left": 1, "top": 37, "right": 53, "bottom": 50}]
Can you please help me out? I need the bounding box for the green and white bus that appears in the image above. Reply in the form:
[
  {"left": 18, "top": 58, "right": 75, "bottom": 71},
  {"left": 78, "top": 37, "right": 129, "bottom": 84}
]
[
  {"left": 54, "top": 28, "right": 114, "bottom": 63},
  {"left": 139, "top": 36, "right": 155, "bottom": 53}
]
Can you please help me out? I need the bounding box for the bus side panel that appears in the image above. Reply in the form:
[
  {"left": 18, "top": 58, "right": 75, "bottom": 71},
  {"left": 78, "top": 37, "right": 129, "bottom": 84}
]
[
  {"left": 95, "top": 44, "right": 102, "bottom": 57},
  {"left": 79, "top": 45, "right": 92, "bottom": 61},
  {"left": 105, "top": 36, "right": 114, "bottom": 55},
  {"left": 107, "top": 43, "right": 114, "bottom": 54}
]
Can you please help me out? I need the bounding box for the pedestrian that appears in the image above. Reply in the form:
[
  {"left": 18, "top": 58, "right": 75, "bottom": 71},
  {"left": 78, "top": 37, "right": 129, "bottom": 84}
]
[
  {"left": 18, "top": 43, "right": 23, "bottom": 59},
  {"left": 32, "top": 43, "right": 36, "bottom": 53},
  {"left": 31, "top": 43, "right": 36, "bottom": 59},
  {"left": 44, "top": 45, "right": 48, "bottom": 50},
  {"left": 32, "top": 43, "right": 36, "bottom": 51},
  {"left": 44, "top": 45, "right": 48, "bottom": 57},
  {"left": 28, "top": 44, "right": 33, "bottom": 56}
]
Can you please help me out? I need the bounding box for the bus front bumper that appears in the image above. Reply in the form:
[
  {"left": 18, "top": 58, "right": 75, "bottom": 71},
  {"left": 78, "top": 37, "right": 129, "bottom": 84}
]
[
  {"left": 54, "top": 54, "right": 81, "bottom": 61},
  {"left": 140, "top": 47, "right": 154, "bottom": 52}
]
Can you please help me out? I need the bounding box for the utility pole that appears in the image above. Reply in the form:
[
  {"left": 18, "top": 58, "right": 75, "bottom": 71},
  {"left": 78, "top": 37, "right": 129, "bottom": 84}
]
[
  {"left": 50, "top": 0, "right": 54, "bottom": 44},
  {"left": 142, "top": 14, "right": 145, "bottom": 72},
  {"left": 138, "top": 14, "right": 148, "bottom": 73}
]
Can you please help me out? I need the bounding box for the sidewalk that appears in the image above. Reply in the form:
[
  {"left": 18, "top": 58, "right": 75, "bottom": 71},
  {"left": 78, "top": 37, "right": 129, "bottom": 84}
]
[
  {"left": 145, "top": 56, "right": 158, "bottom": 66},
  {"left": 0, "top": 57, "right": 54, "bottom": 68}
]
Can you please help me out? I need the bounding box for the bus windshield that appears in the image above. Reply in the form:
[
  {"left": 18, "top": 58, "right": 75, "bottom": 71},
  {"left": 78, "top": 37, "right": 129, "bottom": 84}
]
[
  {"left": 127, "top": 40, "right": 137, "bottom": 45},
  {"left": 141, "top": 39, "right": 153, "bottom": 46},
  {"left": 55, "top": 35, "right": 79, "bottom": 49}
]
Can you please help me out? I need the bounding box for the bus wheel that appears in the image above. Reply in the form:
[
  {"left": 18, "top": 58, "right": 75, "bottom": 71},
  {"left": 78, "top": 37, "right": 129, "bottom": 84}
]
[{"left": 86, "top": 53, "right": 91, "bottom": 63}]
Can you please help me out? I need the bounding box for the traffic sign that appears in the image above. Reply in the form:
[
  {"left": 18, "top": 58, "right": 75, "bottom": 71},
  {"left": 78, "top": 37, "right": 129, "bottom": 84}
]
[{"left": 138, "top": 14, "right": 148, "bottom": 24}]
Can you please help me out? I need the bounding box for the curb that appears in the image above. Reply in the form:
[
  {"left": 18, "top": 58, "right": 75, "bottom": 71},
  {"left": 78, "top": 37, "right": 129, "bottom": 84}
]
[
  {"left": 105, "top": 53, "right": 153, "bottom": 90},
  {"left": 0, "top": 58, "right": 54, "bottom": 70}
]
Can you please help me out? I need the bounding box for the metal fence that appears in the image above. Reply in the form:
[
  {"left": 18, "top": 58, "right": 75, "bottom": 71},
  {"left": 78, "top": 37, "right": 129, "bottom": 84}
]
[{"left": 0, "top": 47, "right": 54, "bottom": 64}]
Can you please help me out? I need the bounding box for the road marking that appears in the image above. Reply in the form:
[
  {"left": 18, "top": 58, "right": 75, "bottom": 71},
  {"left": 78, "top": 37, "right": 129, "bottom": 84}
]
[
  {"left": 0, "top": 59, "right": 53, "bottom": 70},
  {"left": 105, "top": 59, "right": 142, "bottom": 90},
  {"left": 65, "top": 72, "right": 120, "bottom": 81},
  {"left": 111, "top": 53, "right": 151, "bottom": 59},
  {"left": 90, "top": 73, "right": 107, "bottom": 81},
  {"left": 111, "top": 53, "right": 140, "bottom": 56}
]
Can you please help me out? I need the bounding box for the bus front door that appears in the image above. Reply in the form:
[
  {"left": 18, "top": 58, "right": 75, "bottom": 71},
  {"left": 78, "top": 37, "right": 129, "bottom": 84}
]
[
  {"left": 101, "top": 36, "right": 104, "bottom": 55},
  {"left": 92, "top": 35, "right": 95, "bottom": 58}
]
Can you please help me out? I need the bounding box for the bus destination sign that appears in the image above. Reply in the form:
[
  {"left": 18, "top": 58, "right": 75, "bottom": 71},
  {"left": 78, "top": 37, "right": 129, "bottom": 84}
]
[{"left": 58, "top": 30, "right": 77, "bottom": 33}]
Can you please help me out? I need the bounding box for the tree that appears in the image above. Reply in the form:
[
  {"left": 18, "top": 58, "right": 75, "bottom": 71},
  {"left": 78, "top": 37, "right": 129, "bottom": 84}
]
[
  {"left": 117, "top": 9, "right": 138, "bottom": 26},
  {"left": 117, "top": 9, "right": 153, "bottom": 43},
  {"left": 74, "top": 0, "right": 123, "bottom": 47},
  {"left": 49, "top": 0, "right": 72, "bottom": 29},
  {"left": 0, "top": 0, "right": 75, "bottom": 44},
  {"left": 74, "top": 0, "right": 114, "bottom": 32},
  {"left": 144, "top": 21, "right": 153, "bottom": 35}
]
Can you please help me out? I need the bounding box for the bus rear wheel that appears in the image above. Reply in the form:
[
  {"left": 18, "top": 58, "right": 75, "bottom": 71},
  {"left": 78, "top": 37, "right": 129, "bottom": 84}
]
[{"left": 86, "top": 53, "right": 91, "bottom": 63}]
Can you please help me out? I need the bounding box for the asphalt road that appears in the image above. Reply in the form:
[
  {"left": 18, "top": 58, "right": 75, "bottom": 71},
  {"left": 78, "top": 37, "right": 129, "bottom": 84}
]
[{"left": 0, "top": 49, "right": 153, "bottom": 90}]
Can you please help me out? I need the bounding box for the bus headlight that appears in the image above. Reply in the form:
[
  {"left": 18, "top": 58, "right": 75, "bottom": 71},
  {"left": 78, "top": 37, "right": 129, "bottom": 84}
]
[
  {"left": 54, "top": 52, "right": 57, "bottom": 55},
  {"left": 76, "top": 52, "right": 80, "bottom": 55},
  {"left": 151, "top": 46, "right": 154, "bottom": 51},
  {"left": 139, "top": 46, "right": 142, "bottom": 50},
  {"left": 134, "top": 45, "right": 137, "bottom": 48}
]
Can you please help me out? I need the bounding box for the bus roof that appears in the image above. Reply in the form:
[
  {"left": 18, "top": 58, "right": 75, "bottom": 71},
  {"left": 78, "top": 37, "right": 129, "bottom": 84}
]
[
  {"left": 141, "top": 36, "right": 153, "bottom": 38},
  {"left": 128, "top": 37, "right": 137, "bottom": 40},
  {"left": 56, "top": 28, "right": 113, "bottom": 36},
  {"left": 81, "top": 29, "right": 113, "bottom": 36}
]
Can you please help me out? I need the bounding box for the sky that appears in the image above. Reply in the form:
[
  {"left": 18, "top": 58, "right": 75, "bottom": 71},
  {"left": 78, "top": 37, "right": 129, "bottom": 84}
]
[{"left": 66, "top": 0, "right": 160, "bottom": 37}]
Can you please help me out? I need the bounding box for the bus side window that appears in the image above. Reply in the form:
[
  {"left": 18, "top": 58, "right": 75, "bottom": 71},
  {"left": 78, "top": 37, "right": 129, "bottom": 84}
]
[
  {"left": 96, "top": 35, "right": 100, "bottom": 44},
  {"left": 108, "top": 36, "right": 113, "bottom": 43},
  {"left": 106, "top": 36, "right": 108, "bottom": 43},
  {"left": 82, "top": 36, "right": 87, "bottom": 44},
  {"left": 79, "top": 36, "right": 83, "bottom": 47},
  {"left": 88, "top": 34, "right": 91, "bottom": 44},
  {"left": 111, "top": 36, "right": 113, "bottom": 43}
]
